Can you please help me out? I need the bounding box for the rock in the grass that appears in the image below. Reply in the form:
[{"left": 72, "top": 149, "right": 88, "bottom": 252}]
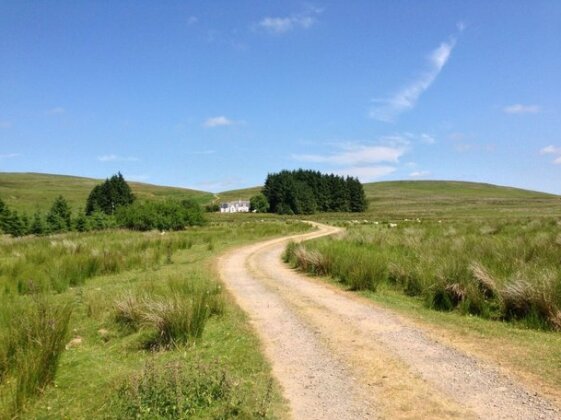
[
  {"left": 98, "top": 328, "right": 111, "bottom": 342},
  {"left": 65, "top": 336, "right": 83, "bottom": 350}
]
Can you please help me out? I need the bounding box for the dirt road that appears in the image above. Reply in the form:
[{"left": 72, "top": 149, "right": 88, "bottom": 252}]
[{"left": 217, "top": 222, "right": 560, "bottom": 419}]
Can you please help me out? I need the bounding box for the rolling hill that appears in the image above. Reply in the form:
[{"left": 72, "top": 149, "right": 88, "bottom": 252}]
[
  {"left": 0, "top": 172, "right": 214, "bottom": 213},
  {"left": 2, "top": 173, "right": 559, "bottom": 219},
  {"left": 219, "top": 180, "right": 561, "bottom": 219}
]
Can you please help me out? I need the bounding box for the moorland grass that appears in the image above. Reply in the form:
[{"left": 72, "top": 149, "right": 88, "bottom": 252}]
[
  {"left": 0, "top": 219, "right": 310, "bottom": 418},
  {"left": 286, "top": 218, "right": 561, "bottom": 330}
]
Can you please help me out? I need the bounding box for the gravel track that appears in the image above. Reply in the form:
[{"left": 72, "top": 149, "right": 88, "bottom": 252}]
[{"left": 218, "top": 222, "right": 560, "bottom": 419}]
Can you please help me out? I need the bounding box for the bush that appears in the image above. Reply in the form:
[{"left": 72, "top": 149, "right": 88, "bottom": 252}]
[
  {"left": 116, "top": 201, "right": 205, "bottom": 232},
  {"left": 111, "top": 359, "right": 243, "bottom": 419},
  {"left": 249, "top": 194, "right": 269, "bottom": 213}
]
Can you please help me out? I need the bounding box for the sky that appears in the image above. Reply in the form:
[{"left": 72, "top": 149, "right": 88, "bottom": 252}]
[{"left": 1, "top": 1, "right": 561, "bottom": 193}]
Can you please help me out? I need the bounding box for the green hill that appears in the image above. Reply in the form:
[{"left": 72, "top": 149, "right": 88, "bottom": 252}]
[
  {"left": 219, "top": 180, "right": 560, "bottom": 219},
  {"left": 215, "top": 187, "right": 263, "bottom": 203},
  {"left": 2, "top": 174, "right": 558, "bottom": 219},
  {"left": 0, "top": 172, "right": 214, "bottom": 214}
]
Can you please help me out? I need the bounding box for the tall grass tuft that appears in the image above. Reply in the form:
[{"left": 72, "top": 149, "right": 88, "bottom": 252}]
[
  {"left": 114, "top": 277, "right": 223, "bottom": 348},
  {"left": 500, "top": 277, "right": 561, "bottom": 330},
  {"left": 286, "top": 219, "right": 561, "bottom": 331},
  {"left": 0, "top": 296, "right": 72, "bottom": 415}
]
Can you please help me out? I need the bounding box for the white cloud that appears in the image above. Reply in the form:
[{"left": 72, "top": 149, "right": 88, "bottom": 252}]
[
  {"left": 540, "top": 145, "right": 561, "bottom": 165},
  {"left": 98, "top": 154, "right": 139, "bottom": 162},
  {"left": 370, "top": 35, "right": 458, "bottom": 122},
  {"left": 420, "top": 133, "right": 436, "bottom": 144},
  {"left": 335, "top": 166, "right": 396, "bottom": 182},
  {"left": 0, "top": 153, "right": 20, "bottom": 159},
  {"left": 203, "top": 116, "right": 236, "bottom": 128},
  {"left": 257, "top": 7, "right": 322, "bottom": 34},
  {"left": 292, "top": 139, "right": 408, "bottom": 183},
  {"left": 292, "top": 143, "right": 406, "bottom": 166},
  {"left": 503, "top": 104, "right": 541, "bottom": 114},
  {"left": 46, "top": 106, "right": 65, "bottom": 115},
  {"left": 540, "top": 145, "right": 561, "bottom": 155},
  {"left": 0, "top": 121, "right": 12, "bottom": 128},
  {"left": 125, "top": 174, "right": 150, "bottom": 182},
  {"left": 410, "top": 170, "right": 431, "bottom": 178}
]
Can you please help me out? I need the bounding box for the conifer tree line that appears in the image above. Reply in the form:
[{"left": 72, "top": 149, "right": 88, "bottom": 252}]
[
  {"left": 262, "top": 169, "right": 368, "bottom": 215},
  {"left": 0, "top": 173, "right": 204, "bottom": 237}
]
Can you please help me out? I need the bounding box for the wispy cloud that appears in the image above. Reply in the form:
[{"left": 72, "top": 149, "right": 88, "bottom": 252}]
[
  {"left": 540, "top": 145, "right": 561, "bottom": 164},
  {"left": 125, "top": 174, "right": 150, "bottom": 182},
  {"left": 257, "top": 6, "right": 322, "bottom": 34},
  {"left": 336, "top": 166, "right": 396, "bottom": 181},
  {"left": 46, "top": 106, "right": 65, "bottom": 115},
  {"left": 410, "top": 170, "right": 431, "bottom": 178},
  {"left": 540, "top": 145, "right": 561, "bottom": 155},
  {"left": 98, "top": 154, "right": 139, "bottom": 162},
  {"left": 420, "top": 133, "right": 436, "bottom": 144},
  {"left": 292, "top": 138, "right": 408, "bottom": 182},
  {"left": 0, "top": 153, "right": 21, "bottom": 159},
  {"left": 370, "top": 28, "right": 460, "bottom": 122},
  {"left": 293, "top": 143, "right": 406, "bottom": 165},
  {"left": 203, "top": 116, "right": 239, "bottom": 128},
  {"left": 503, "top": 104, "right": 541, "bottom": 114},
  {"left": 0, "top": 121, "right": 12, "bottom": 128},
  {"left": 186, "top": 16, "right": 198, "bottom": 26}
]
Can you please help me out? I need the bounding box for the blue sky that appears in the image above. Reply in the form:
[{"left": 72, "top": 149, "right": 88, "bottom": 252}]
[{"left": 1, "top": 1, "right": 560, "bottom": 193}]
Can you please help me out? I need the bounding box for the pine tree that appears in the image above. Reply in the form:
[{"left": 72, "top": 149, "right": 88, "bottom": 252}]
[
  {"left": 0, "top": 197, "right": 8, "bottom": 233},
  {"left": 30, "top": 211, "right": 45, "bottom": 235},
  {"left": 74, "top": 210, "right": 90, "bottom": 232},
  {"left": 263, "top": 169, "right": 365, "bottom": 215},
  {"left": 86, "top": 172, "right": 135, "bottom": 215},
  {"left": 46, "top": 195, "right": 72, "bottom": 233}
]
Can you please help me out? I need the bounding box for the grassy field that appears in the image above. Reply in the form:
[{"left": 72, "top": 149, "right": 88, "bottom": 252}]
[
  {"left": 0, "top": 172, "right": 214, "bottom": 214},
  {"left": 215, "top": 186, "right": 262, "bottom": 203},
  {"left": 0, "top": 219, "right": 310, "bottom": 418}
]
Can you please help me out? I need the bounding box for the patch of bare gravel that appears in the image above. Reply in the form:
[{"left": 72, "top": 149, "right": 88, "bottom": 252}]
[{"left": 218, "top": 222, "right": 560, "bottom": 419}]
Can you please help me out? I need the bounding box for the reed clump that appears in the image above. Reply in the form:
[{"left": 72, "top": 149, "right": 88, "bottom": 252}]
[{"left": 287, "top": 218, "right": 561, "bottom": 331}]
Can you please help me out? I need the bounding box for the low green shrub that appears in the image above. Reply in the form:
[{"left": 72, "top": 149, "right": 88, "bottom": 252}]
[
  {"left": 111, "top": 359, "right": 244, "bottom": 419},
  {"left": 115, "top": 200, "right": 205, "bottom": 232}
]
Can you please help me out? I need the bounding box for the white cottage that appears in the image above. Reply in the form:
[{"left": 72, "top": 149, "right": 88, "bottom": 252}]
[{"left": 220, "top": 200, "right": 250, "bottom": 213}]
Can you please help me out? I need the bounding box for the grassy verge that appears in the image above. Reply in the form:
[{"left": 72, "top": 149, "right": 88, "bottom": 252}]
[
  {"left": 363, "top": 288, "right": 561, "bottom": 402},
  {"left": 1, "top": 219, "right": 309, "bottom": 418}
]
